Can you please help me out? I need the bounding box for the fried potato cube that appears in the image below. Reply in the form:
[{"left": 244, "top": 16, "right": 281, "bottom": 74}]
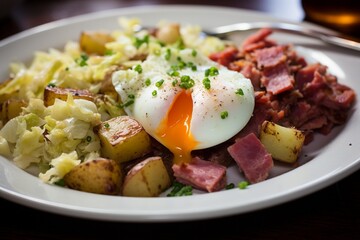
[
  {"left": 122, "top": 156, "right": 171, "bottom": 197},
  {"left": 0, "top": 99, "right": 27, "bottom": 123},
  {"left": 43, "top": 86, "right": 94, "bottom": 106},
  {"left": 97, "top": 116, "right": 152, "bottom": 164},
  {"left": 79, "top": 31, "right": 114, "bottom": 55},
  {"left": 64, "top": 158, "right": 122, "bottom": 195},
  {"left": 259, "top": 120, "right": 305, "bottom": 163}
]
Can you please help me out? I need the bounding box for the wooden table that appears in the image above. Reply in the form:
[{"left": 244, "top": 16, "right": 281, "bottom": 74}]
[{"left": 1, "top": 1, "right": 359, "bottom": 239}]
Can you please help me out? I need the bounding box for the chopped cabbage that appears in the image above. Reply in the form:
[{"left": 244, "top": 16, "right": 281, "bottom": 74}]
[{"left": 39, "top": 151, "right": 81, "bottom": 184}]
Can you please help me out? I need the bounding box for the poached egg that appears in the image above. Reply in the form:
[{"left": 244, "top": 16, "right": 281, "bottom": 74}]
[{"left": 112, "top": 47, "right": 254, "bottom": 164}]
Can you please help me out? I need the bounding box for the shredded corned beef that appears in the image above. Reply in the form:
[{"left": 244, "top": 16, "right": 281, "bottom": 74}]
[
  {"left": 210, "top": 29, "right": 356, "bottom": 142},
  {"left": 173, "top": 29, "right": 356, "bottom": 191}
]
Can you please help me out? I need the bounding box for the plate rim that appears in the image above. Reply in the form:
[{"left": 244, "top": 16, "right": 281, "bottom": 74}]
[{"left": 0, "top": 4, "right": 359, "bottom": 222}]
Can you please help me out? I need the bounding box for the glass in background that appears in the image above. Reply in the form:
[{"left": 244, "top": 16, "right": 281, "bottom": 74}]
[{"left": 301, "top": 0, "right": 360, "bottom": 39}]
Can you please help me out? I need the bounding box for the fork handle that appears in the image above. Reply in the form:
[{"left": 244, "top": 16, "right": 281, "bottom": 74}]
[{"left": 207, "top": 22, "right": 360, "bottom": 52}]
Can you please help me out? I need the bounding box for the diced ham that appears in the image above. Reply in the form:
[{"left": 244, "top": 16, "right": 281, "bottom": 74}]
[
  {"left": 228, "top": 133, "right": 273, "bottom": 183},
  {"left": 172, "top": 157, "right": 227, "bottom": 192},
  {"left": 241, "top": 28, "right": 274, "bottom": 52},
  {"left": 261, "top": 62, "right": 295, "bottom": 95},
  {"left": 209, "top": 46, "right": 239, "bottom": 67},
  {"left": 255, "top": 46, "right": 286, "bottom": 68}
]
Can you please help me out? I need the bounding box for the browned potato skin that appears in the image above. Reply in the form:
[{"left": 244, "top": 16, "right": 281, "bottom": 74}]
[
  {"left": 0, "top": 99, "right": 27, "bottom": 123},
  {"left": 43, "top": 86, "right": 95, "bottom": 106},
  {"left": 122, "top": 156, "right": 171, "bottom": 197},
  {"left": 79, "top": 31, "right": 114, "bottom": 55},
  {"left": 64, "top": 158, "right": 122, "bottom": 195},
  {"left": 96, "top": 116, "right": 152, "bottom": 164}
]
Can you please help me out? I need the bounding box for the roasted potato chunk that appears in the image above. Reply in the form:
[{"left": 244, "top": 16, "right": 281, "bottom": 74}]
[
  {"left": 64, "top": 158, "right": 122, "bottom": 195},
  {"left": 259, "top": 120, "right": 305, "bottom": 163},
  {"left": 97, "top": 116, "right": 152, "bottom": 164},
  {"left": 43, "top": 86, "right": 94, "bottom": 106},
  {"left": 122, "top": 156, "right": 171, "bottom": 197},
  {"left": 0, "top": 99, "right": 27, "bottom": 123},
  {"left": 79, "top": 31, "right": 114, "bottom": 55}
]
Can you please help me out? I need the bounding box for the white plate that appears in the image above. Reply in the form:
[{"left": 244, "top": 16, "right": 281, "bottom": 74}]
[{"left": 0, "top": 5, "right": 359, "bottom": 222}]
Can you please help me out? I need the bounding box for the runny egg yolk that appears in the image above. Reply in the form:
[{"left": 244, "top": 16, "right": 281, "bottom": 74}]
[{"left": 156, "top": 90, "right": 198, "bottom": 165}]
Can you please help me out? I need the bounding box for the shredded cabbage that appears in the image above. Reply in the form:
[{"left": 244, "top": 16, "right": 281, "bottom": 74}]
[{"left": 0, "top": 17, "right": 224, "bottom": 185}]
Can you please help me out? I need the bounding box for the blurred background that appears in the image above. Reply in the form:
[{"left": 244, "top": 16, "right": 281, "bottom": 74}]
[{"left": 1, "top": 0, "right": 359, "bottom": 40}]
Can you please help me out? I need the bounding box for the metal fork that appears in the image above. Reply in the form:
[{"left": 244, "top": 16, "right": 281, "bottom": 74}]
[{"left": 203, "top": 22, "right": 360, "bottom": 52}]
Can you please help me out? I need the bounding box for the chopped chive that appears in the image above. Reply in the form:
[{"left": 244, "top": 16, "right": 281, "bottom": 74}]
[
  {"left": 134, "top": 35, "right": 149, "bottom": 49},
  {"left": 221, "top": 111, "right": 229, "bottom": 119},
  {"left": 134, "top": 64, "right": 142, "bottom": 73},
  {"left": 120, "top": 99, "right": 134, "bottom": 108},
  {"left": 165, "top": 48, "right": 171, "bottom": 60},
  {"left": 179, "top": 75, "right": 195, "bottom": 89},
  {"left": 205, "top": 66, "right": 219, "bottom": 77},
  {"left": 145, "top": 78, "right": 151, "bottom": 86},
  {"left": 75, "top": 54, "right": 88, "bottom": 67},
  {"left": 203, "top": 77, "right": 211, "bottom": 90},
  {"left": 155, "top": 79, "right": 165, "bottom": 88},
  {"left": 167, "top": 181, "right": 193, "bottom": 197},
  {"left": 192, "top": 49, "right": 197, "bottom": 57},
  {"left": 225, "top": 183, "right": 235, "bottom": 189},
  {"left": 236, "top": 88, "right": 244, "bottom": 96},
  {"left": 238, "top": 181, "right": 249, "bottom": 189}
]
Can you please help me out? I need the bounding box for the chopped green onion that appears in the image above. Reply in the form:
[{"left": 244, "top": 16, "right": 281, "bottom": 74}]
[
  {"left": 192, "top": 49, "right": 197, "bottom": 57},
  {"left": 145, "top": 78, "right": 151, "bottom": 86},
  {"left": 47, "top": 83, "right": 56, "bottom": 88},
  {"left": 120, "top": 99, "right": 134, "bottom": 108},
  {"left": 104, "top": 123, "right": 110, "bottom": 128},
  {"left": 203, "top": 77, "right": 211, "bottom": 90},
  {"left": 134, "top": 35, "right": 149, "bottom": 49},
  {"left": 179, "top": 75, "right": 195, "bottom": 89},
  {"left": 75, "top": 54, "right": 89, "bottom": 67},
  {"left": 187, "top": 62, "right": 197, "bottom": 71},
  {"left": 165, "top": 48, "right": 171, "bottom": 60},
  {"left": 168, "top": 70, "right": 180, "bottom": 77},
  {"left": 152, "top": 90, "right": 157, "bottom": 96},
  {"left": 167, "top": 181, "right": 193, "bottom": 197},
  {"left": 236, "top": 88, "right": 244, "bottom": 96},
  {"left": 205, "top": 66, "right": 219, "bottom": 77},
  {"left": 54, "top": 178, "right": 66, "bottom": 187},
  {"left": 134, "top": 64, "right": 142, "bottom": 73},
  {"left": 221, "top": 111, "right": 229, "bottom": 119},
  {"left": 238, "top": 181, "right": 249, "bottom": 189},
  {"left": 155, "top": 79, "right": 165, "bottom": 88},
  {"left": 225, "top": 183, "right": 235, "bottom": 189}
]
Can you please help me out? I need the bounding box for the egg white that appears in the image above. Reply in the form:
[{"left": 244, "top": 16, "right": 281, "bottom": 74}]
[{"left": 112, "top": 47, "right": 255, "bottom": 149}]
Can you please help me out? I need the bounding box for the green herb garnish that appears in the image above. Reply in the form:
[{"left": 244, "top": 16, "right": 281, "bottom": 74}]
[
  {"left": 221, "top": 111, "right": 229, "bottom": 119},
  {"left": 238, "top": 181, "right": 249, "bottom": 189},
  {"left": 155, "top": 79, "right": 165, "bottom": 88},
  {"left": 203, "top": 77, "right": 211, "bottom": 90},
  {"left": 205, "top": 66, "right": 219, "bottom": 77},
  {"left": 134, "top": 64, "right": 142, "bottom": 73},
  {"left": 134, "top": 35, "right": 149, "bottom": 49},
  {"left": 235, "top": 88, "right": 244, "bottom": 96},
  {"left": 75, "top": 54, "right": 89, "bottom": 67},
  {"left": 167, "top": 181, "right": 193, "bottom": 197}
]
